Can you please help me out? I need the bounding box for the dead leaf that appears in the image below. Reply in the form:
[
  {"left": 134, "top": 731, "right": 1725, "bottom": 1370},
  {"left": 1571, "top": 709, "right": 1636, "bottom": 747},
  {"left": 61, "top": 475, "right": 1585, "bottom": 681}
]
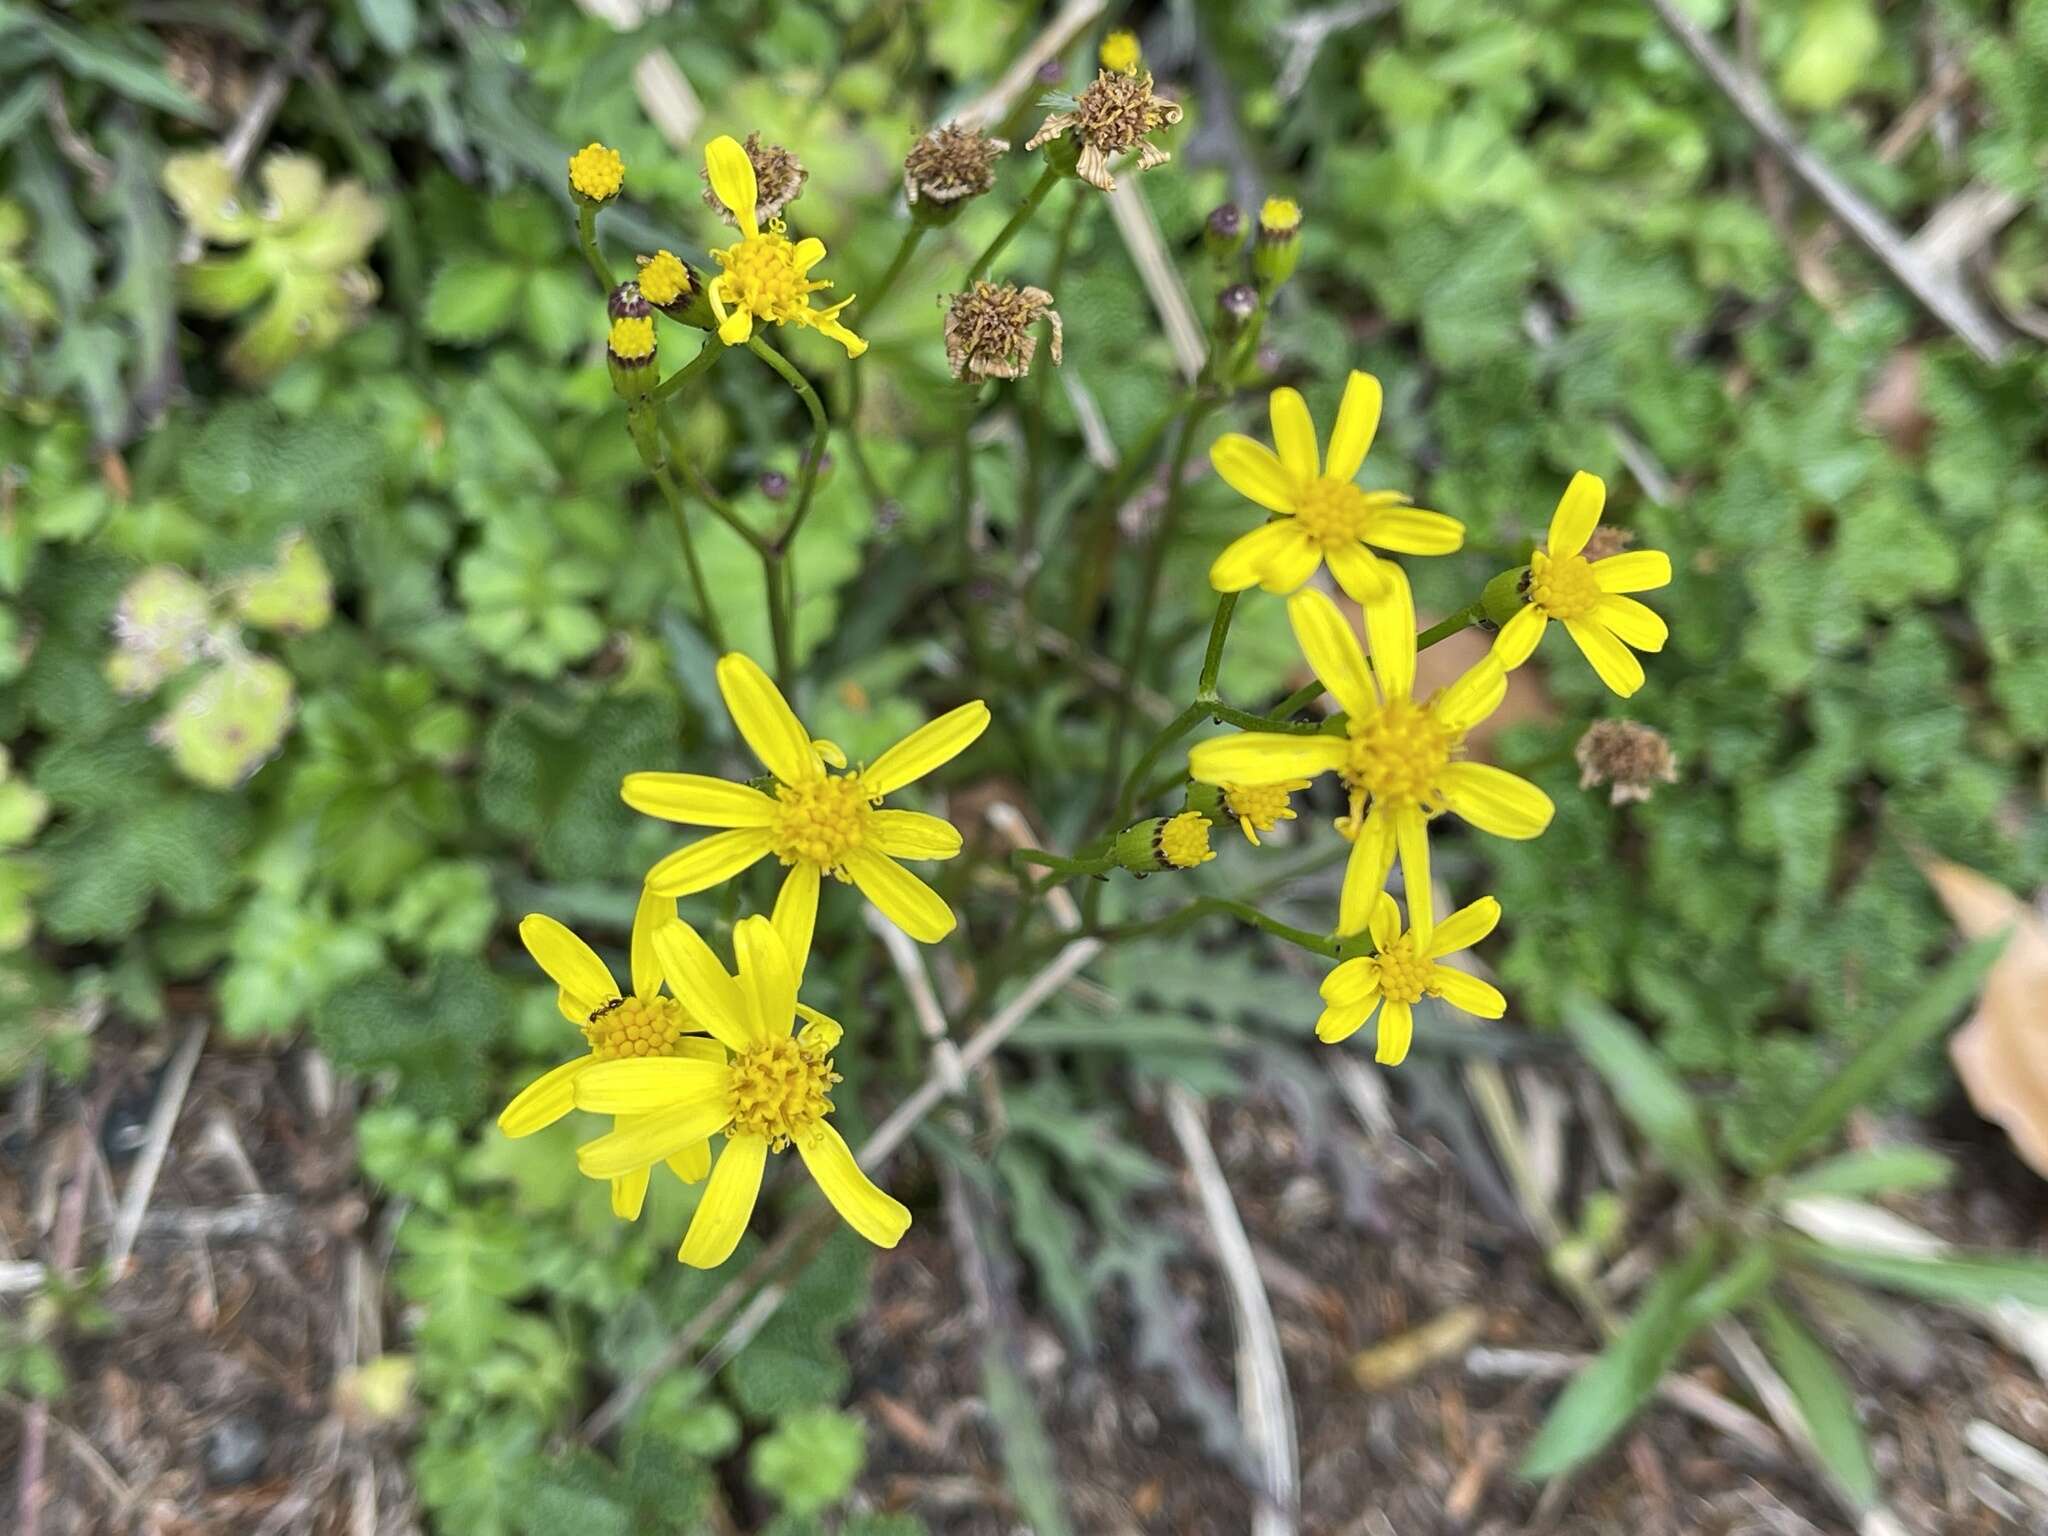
[
  {"left": 1918, "top": 855, "right": 2048, "bottom": 1177},
  {"left": 1348, "top": 1303, "right": 1486, "bottom": 1391}
]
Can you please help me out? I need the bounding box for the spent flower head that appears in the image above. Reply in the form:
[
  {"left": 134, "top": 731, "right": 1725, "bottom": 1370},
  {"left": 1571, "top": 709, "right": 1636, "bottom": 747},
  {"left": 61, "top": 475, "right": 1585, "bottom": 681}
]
[
  {"left": 1026, "top": 69, "right": 1183, "bottom": 192},
  {"left": 943, "top": 281, "right": 1062, "bottom": 381},
  {"left": 1576, "top": 720, "right": 1679, "bottom": 804},
  {"left": 904, "top": 124, "right": 1009, "bottom": 211}
]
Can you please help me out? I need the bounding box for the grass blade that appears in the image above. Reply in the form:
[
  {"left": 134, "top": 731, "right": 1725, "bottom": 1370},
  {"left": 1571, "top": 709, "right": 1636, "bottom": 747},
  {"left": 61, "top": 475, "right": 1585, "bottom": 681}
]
[
  {"left": 1560, "top": 994, "right": 1720, "bottom": 1195},
  {"left": 1755, "top": 1296, "right": 1878, "bottom": 1511}
]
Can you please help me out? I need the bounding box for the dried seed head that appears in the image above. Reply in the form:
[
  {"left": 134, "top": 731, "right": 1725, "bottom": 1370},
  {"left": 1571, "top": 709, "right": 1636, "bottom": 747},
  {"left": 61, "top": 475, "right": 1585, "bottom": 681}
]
[
  {"left": 903, "top": 124, "right": 1009, "bottom": 210},
  {"left": 1026, "top": 69, "right": 1183, "bottom": 191},
  {"left": 1575, "top": 720, "right": 1679, "bottom": 805},
  {"left": 943, "top": 281, "right": 1062, "bottom": 381},
  {"left": 1583, "top": 525, "right": 1637, "bottom": 562},
  {"left": 701, "top": 133, "right": 808, "bottom": 225}
]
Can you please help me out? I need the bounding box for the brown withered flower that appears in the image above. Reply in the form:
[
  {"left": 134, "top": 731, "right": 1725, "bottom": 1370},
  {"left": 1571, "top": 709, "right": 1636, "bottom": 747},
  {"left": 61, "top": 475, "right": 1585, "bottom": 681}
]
[
  {"left": 1575, "top": 720, "right": 1679, "bottom": 806},
  {"left": 1026, "top": 69, "right": 1183, "bottom": 192},
  {"left": 944, "top": 282, "right": 1062, "bottom": 382},
  {"left": 1583, "top": 525, "right": 1637, "bottom": 562},
  {"left": 701, "top": 133, "right": 808, "bottom": 225},
  {"left": 904, "top": 124, "right": 1009, "bottom": 209}
]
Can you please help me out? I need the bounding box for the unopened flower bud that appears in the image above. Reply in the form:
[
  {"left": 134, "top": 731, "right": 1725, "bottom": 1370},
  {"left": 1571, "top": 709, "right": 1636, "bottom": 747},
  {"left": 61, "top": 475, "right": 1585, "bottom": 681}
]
[
  {"left": 568, "top": 142, "right": 624, "bottom": 204},
  {"left": 1575, "top": 720, "right": 1679, "bottom": 805},
  {"left": 1217, "top": 283, "right": 1259, "bottom": 338},
  {"left": 1252, "top": 196, "right": 1302, "bottom": 292},
  {"left": 759, "top": 470, "right": 790, "bottom": 500},
  {"left": 1205, "top": 202, "right": 1248, "bottom": 264},
  {"left": 1113, "top": 810, "right": 1217, "bottom": 873},
  {"left": 634, "top": 249, "right": 712, "bottom": 328},
  {"left": 1478, "top": 565, "right": 1530, "bottom": 631},
  {"left": 606, "top": 295, "right": 657, "bottom": 400}
]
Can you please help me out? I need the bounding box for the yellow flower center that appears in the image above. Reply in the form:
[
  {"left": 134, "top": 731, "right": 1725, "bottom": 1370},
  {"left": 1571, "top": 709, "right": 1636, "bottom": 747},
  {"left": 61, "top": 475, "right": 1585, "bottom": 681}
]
[
  {"left": 638, "top": 250, "right": 691, "bottom": 306},
  {"left": 1292, "top": 477, "right": 1375, "bottom": 549},
  {"left": 568, "top": 143, "right": 624, "bottom": 201},
  {"left": 713, "top": 228, "right": 817, "bottom": 324},
  {"left": 1224, "top": 782, "right": 1296, "bottom": 833},
  {"left": 771, "top": 773, "right": 871, "bottom": 872},
  {"left": 1375, "top": 937, "right": 1430, "bottom": 1005},
  {"left": 1343, "top": 698, "right": 1452, "bottom": 807},
  {"left": 582, "top": 995, "right": 692, "bottom": 1060},
  {"left": 1158, "top": 811, "right": 1215, "bottom": 868},
  {"left": 1259, "top": 196, "right": 1302, "bottom": 235},
  {"left": 1527, "top": 548, "right": 1602, "bottom": 621},
  {"left": 608, "top": 315, "right": 656, "bottom": 361},
  {"left": 726, "top": 1034, "right": 840, "bottom": 1151}
]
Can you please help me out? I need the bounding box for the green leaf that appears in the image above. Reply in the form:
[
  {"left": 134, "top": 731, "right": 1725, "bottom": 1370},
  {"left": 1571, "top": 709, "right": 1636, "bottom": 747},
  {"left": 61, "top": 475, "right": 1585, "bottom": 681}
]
[
  {"left": 315, "top": 955, "right": 509, "bottom": 1121},
  {"left": 1559, "top": 994, "right": 1721, "bottom": 1194},
  {"left": 748, "top": 1408, "right": 866, "bottom": 1518},
  {"left": 1754, "top": 937, "right": 2006, "bottom": 1176},
  {"left": 355, "top": 0, "right": 420, "bottom": 53},
  {"left": 31, "top": 12, "right": 210, "bottom": 122},
  {"left": 1789, "top": 1240, "right": 2048, "bottom": 1308},
  {"left": 1518, "top": 1237, "right": 1720, "bottom": 1480},
  {"left": 1777, "top": 1146, "right": 1955, "bottom": 1203},
  {"left": 423, "top": 258, "right": 527, "bottom": 344},
  {"left": 721, "top": 1230, "right": 873, "bottom": 1416},
  {"left": 981, "top": 1340, "right": 1076, "bottom": 1536},
  {"left": 1754, "top": 1296, "right": 1878, "bottom": 1509}
]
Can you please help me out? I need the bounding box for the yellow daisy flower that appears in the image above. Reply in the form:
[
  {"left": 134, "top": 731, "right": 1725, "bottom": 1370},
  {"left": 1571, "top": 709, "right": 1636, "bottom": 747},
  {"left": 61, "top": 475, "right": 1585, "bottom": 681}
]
[
  {"left": 496, "top": 889, "right": 723, "bottom": 1220},
  {"left": 623, "top": 652, "right": 989, "bottom": 945},
  {"left": 1490, "top": 471, "right": 1673, "bottom": 698},
  {"left": 1317, "top": 893, "right": 1506, "bottom": 1065},
  {"left": 1222, "top": 779, "right": 1310, "bottom": 845},
  {"left": 1208, "top": 372, "right": 1464, "bottom": 606},
  {"left": 701, "top": 134, "right": 866, "bottom": 358},
  {"left": 1187, "top": 586, "right": 1554, "bottom": 938},
  {"left": 569, "top": 910, "right": 910, "bottom": 1268}
]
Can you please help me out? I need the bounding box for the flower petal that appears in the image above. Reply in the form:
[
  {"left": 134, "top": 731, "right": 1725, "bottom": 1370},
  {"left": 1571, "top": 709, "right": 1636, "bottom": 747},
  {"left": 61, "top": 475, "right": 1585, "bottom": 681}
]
[
  {"left": 1211, "top": 433, "right": 1296, "bottom": 514},
  {"left": 1269, "top": 386, "right": 1320, "bottom": 481},
  {"left": 652, "top": 919, "right": 759, "bottom": 1051},
  {"left": 1319, "top": 955, "right": 1381, "bottom": 1003},
  {"left": 798, "top": 1122, "right": 911, "bottom": 1249},
  {"left": 845, "top": 849, "right": 955, "bottom": 943},
  {"left": 498, "top": 1056, "right": 591, "bottom": 1138},
  {"left": 1287, "top": 587, "right": 1376, "bottom": 719},
  {"left": 1546, "top": 470, "right": 1605, "bottom": 559},
  {"left": 1434, "top": 655, "right": 1506, "bottom": 733},
  {"left": 704, "top": 134, "right": 759, "bottom": 236},
  {"left": 1324, "top": 541, "right": 1393, "bottom": 606},
  {"left": 773, "top": 862, "right": 820, "bottom": 983},
  {"left": 1325, "top": 370, "right": 1382, "bottom": 482},
  {"left": 862, "top": 700, "right": 991, "bottom": 797},
  {"left": 1336, "top": 806, "right": 1394, "bottom": 939},
  {"left": 1593, "top": 594, "right": 1668, "bottom": 652},
  {"left": 644, "top": 827, "right": 776, "bottom": 897},
  {"left": 1564, "top": 617, "right": 1646, "bottom": 697},
  {"left": 734, "top": 914, "right": 797, "bottom": 1040},
  {"left": 1188, "top": 732, "right": 1349, "bottom": 785},
  {"left": 1591, "top": 549, "right": 1673, "bottom": 593},
  {"left": 667, "top": 1140, "right": 711, "bottom": 1184},
  {"left": 1365, "top": 506, "right": 1464, "bottom": 556},
  {"left": 1424, "top": 895, "right": 1501, "bottom": 959},
  {"left": 630, "top": 886, "right": 674, "bottom": 1002},
  {"left": 717, "top": 651, "right": 821, "bottom": 784},
  {"left": 1436, "top": 762, "right": 1555, "bottom": 839},
  {"left": 1393, "top": 802, "right": 1433, "bottom": 939},
  {"left": 1376, "top": 998, "right": 1415, "bottom": 1066},
  {"left": 790, "top": 236, "right": 826, "bottom": 274},
  {"left": 520, "top": 914, "right": 617, "bottom": 1022},
  {"left": 1432, "top": 966, "right": 1507, "bottom": 1019},
  {"left": 573, "top": 1058, "right": 729, "bottom": 1115},
  {"left": 1368, "top": 889, "right": 1402, "bottom": 951},
  {"left": 621, "top": 772, "right": 778, "bottom": 827},
  {"left": 577, "top": 1095, "right": 735, "bottom": 1178},
  {"left": 1490, "top": 604, "right": 1546, "bottom": 670},
  {"left": 1364, "top": 562, "right": 1417, "bottom": 702},
  {"left": 1254, "top": 528, "right": 1324, "bottom": 595},
  {"left": 717, "top": 308, "right": 754, "bottom": 346},
  {"left": 869, "top": 809, "right": 965, "bottom": 860},
  {"left": 1210, "top": 520, "right": 1298, "bottom": 594},
  {"left": 1316, "top": 996, "right": 1377, "bottom": 1045},
  {"left": 612, "top": 1166, "right": 652, "bottom": 1221},
  {"left": 680, "top": 1133, "right": 768, "bottom": 1268}
]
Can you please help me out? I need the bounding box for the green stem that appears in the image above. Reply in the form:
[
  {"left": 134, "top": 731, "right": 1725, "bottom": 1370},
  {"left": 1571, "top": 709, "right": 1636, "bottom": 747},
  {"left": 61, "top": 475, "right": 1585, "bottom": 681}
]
[
  {"left": 629, "top": 404, "right": 725, "bottom": 651},
  {"left": 652, "top": 412, "right": 790, "bottom": 679},
  {"left": 861, "top": 223, "right": 928, "bottom": 328},
  {"left": 1011, "top": 847, "right": 1114, "bottom": 881},
  {"left": 1023, "top": 186, "right": 1087, "bottom": 575},
  {"left": 1266, "top": 679, "right": 1325, "bottom": 720},
  {"left": 1416, "top": 602, "right": 1483, "bottom": 653},
  {"left": 576, "top": 202, "right": 614, "bottom": 291},
  {"left": 748, "top": 337, "right": 831, "bottom": 554},
  {"left": 655, "top": 417, "right": 769, "bottom": 554},
  {"left": 653, "top": 336, "right": 725, "bottom": 403},
  {"left": 964, "top": 165, "right": 1061, "bottom": 287},
  {"left": 1093, "top": 896, "right": 1338, "bottom": 959}
]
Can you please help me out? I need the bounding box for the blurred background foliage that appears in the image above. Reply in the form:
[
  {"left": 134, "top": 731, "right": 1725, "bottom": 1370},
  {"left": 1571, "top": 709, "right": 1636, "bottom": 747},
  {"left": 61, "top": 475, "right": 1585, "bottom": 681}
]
[{"left": 5, "top": 0, "right": 2048, "bottom": 1528}]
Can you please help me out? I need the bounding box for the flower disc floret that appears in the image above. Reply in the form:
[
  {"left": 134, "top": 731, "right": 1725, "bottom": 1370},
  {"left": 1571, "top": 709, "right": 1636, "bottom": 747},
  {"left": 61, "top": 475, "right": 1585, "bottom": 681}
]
[
  {"left": 568, "top": 142, "right": 624, "bottom": 201},
  {"left": 727, "top": 1033, "right": 840, "bottom": 1151},
  {"left": 770, "top": 774, "right": 871, "bottom": 872}
]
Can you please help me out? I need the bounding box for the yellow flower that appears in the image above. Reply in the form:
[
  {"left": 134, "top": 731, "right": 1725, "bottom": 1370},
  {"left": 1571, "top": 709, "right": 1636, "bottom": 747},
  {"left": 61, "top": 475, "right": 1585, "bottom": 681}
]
[
  {"left": 569, "top": 911, "right": 910, "bottom": 1267},
  {"left": 1491, "top": 471, "right": 1672, "bottom": 697},
  {"left": 624, "top": 652, "right": 989, "bottom": 944},
  {"left": 1222, "top": 778, "right": 1310, "bottom": 845},
  {"left": 607, "top": 314, "right": 656, "bottom": 361},
  {"left": 1258, "top": 196, "right": 1301, "bottom": 237},
  {"left": 496, "top": 890, "right": 723, "bottom": 1220},
  {"left": 701, "top": 134, "right": 866, "bottom": 358},
  {"left": 1188, "top": 586, "right": 1553, "bottom": 937},
  {"left": 1158, "top": 810, "right": 1216, "bottom": 868},
  {"left": 636, "top": 249, "right": 693, "bottom": 307},
  {"left": 568, "top": 142, "right": 624, "bottom": 202},
  {"left": 1317, "top": 893, "right": 1506, "bottom": 1065},
  {"left": 1100, "top": 29, "right": 1142, "bottom": 74},
  {"left": 1209, "top": 372, "right": 1464, "bottom": 607}
]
